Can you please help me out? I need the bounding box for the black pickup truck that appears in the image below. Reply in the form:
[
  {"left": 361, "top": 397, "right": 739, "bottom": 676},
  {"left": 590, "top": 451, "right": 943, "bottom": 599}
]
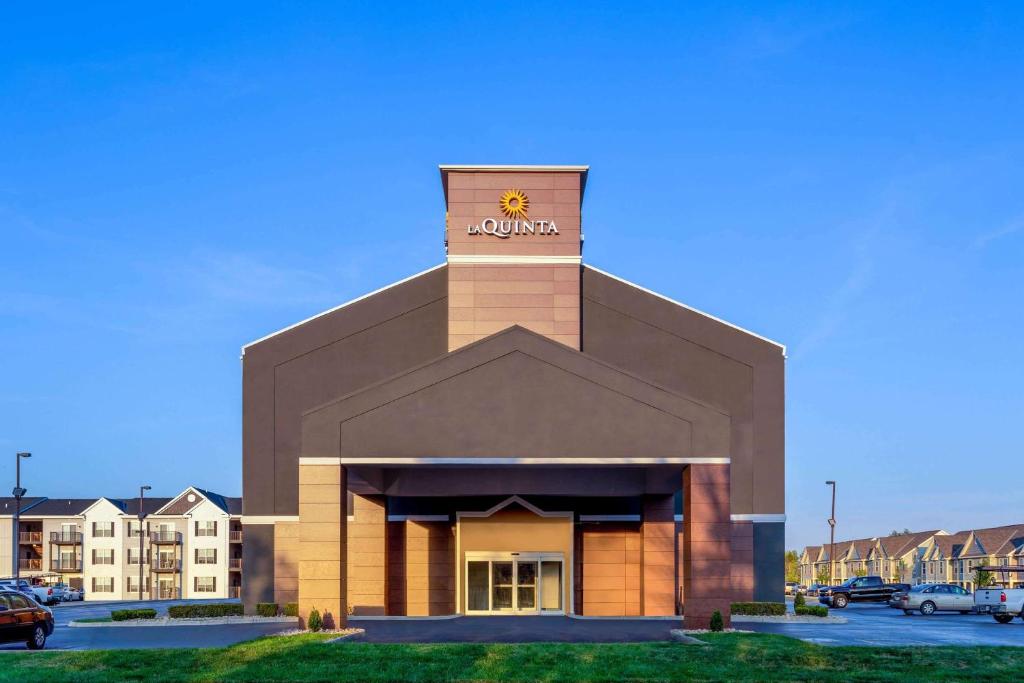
[{"left": 818, "top": 576, "right": 910, "bottom": 608}]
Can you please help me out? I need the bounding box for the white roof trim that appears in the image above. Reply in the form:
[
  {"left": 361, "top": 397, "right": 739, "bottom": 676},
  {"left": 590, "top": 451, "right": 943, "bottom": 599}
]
[
  {"left": 584, "top": 264, "right": 786, "bottom": 353},
  {"left": 152, "top": 486, "right": 206, "bottom": 516},
  {"left": 456, "top": 495, "right": 571, "bottom": 519},
  {"left": 440, "top": 165, "right": 589, "bottom": 172},
  {"left": 242, "top": 263, "right": 447, "bottom": 351},
  {"left": 241, "top": 515, "right": 300, "bottom": 524},
  {"left": 79, "top": 497, "right": 125, "bottom": 517},
  {"left": 323, "top": 457, "right": 729, "bottom": 466}
]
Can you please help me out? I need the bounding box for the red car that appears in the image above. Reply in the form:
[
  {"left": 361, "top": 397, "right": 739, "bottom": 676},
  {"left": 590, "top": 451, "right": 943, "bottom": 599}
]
[{"left": 0, "top": 590, "right": 54, "bottom": 649}]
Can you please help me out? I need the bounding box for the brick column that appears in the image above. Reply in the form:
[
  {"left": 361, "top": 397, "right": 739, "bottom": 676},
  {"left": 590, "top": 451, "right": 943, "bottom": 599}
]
[
  {"left": 298, "top": 460, "right": 347, "bottom": 629},
  {"left": 683, "top": 463, "right": 731, "bottom": 630},
  {"left": 642, "top": 495, "right": 676, "bottom": 616},
  {"left": 348, "top": 495, "right": 386, "bottom": 615}
]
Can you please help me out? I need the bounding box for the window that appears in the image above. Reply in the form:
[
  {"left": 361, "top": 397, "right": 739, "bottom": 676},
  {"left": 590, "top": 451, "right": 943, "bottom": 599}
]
[
  {"left": 194, "top": 577, "right": 216, "bottom": 593},
  {"left": 92, "top": 548, "right": 114, "bottom": 565},
  {"left": 127, "top": 549, "right": 148, "bottom": 565},
  {"left": 195, "top": 521, "right": 217, "bottom": 537},
  {"left": 127, "top": 521, "right": 144, "bottom": 537},
  {"left": 127, "top": 576, "right": 150, "bottom": 593},
  {"left": 195, "top": 548, "right": 217, "bottom": 565},
  {"left": 92, "top": 577, "right": 114, "bottom": 593},
  {"left": 8, "top": 594, "right": 31, "bottom": 609},
  {"left": 92, "top": 522, "right": 114, "bottom": 538}
]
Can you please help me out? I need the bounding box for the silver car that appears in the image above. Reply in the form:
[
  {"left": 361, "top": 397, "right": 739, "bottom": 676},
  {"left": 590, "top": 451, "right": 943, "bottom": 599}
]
[{"left": 901, "top": 583, "right": 974, "bottom": 615}]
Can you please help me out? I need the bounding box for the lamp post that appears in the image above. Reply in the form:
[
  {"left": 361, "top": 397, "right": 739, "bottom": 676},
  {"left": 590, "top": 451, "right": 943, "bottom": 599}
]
[
  {"left": 12, "top": 452, "right": 31, "bottom": 583},
  {"left": 138, "top": 485, "right": 151, "bottom": 601},
  {"left": 826, "top": 480, "right": 837, "bottom": 585}
]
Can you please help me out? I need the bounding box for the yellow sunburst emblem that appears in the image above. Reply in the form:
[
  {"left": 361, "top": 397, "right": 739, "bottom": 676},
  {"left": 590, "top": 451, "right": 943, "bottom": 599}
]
[{"left": 498, "top": 189, "right": 529, "bottom": 220}]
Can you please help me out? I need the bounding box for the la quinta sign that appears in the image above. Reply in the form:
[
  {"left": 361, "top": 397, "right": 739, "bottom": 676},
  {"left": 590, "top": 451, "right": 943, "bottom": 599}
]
[{"left": 466, "top": 189, "right": 559, "bottom": 239}]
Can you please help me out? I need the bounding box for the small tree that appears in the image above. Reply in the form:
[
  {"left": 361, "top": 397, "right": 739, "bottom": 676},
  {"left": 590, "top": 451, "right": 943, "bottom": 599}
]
[
  {"left": 853, "top": 567, "right": 867, "bottom": 577},
  {"left": 816, "top": 567, "right": 831, "bottom": 586},
  {"left": 785, "top": 550, "right": 800, "bottom": 583},
  {"left": 794, "top": 592, "right": 806, "bottom": 608},
  {"left": 974, "top": 569, "right": 994, "bottom": 589},
  {"left": 895, "top": 559, "right": 906, "bottom": 583},
  {"left": 307, "top": 607, "right": 323, "bottom": 632},
  {"left": 709, "top": 610, "right": 724, "bottom": 632}
]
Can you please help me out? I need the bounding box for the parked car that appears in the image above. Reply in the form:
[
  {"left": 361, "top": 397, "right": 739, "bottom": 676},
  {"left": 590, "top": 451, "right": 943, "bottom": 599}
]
[
  {"left": 975, "top": 586, "right": 1024, "bottom": 624},
  {"left": 900, "top": 583, "right": 973, "bottom": 615},
  {"left": 889, "top": 589, "right": 907, "bottom": 608},
  {"left": 797, "top": 585, "right": 808, "bottom": 595},
  {"left": 0, "top": 589, "right": 53, "bottom": 649},
  {"left": 805, "top": 583, "right": 828, "bottom": 598},
  {"left": 785, "top": 582, "right": 799, "bottom": 595},
  {"left": 63, "top": 586, "right": 84, "bottom": 602},
  {"left": 818, "top": 576, "right": 910, "bottom": 608},
  {"left": 27, "top": 584, "right": 63, "bottom": 606}
]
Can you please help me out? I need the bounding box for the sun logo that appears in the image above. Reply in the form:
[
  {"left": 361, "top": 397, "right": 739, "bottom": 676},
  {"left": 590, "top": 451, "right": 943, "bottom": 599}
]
[{"left": 498, "top": 189, "right": 529, "bottom": 220}]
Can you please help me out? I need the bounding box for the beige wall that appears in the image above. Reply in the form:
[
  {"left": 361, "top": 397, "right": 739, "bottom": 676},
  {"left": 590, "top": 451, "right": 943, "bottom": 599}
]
[
  {"left": 274, "top": 521, "right": 299, "bottom": 605},
  {"left": 297, "top": 462, "right": 346, "bottom": 628},
  {"left": 388, "top": 520, "right": 455, "bottom": 616},
  {"left": 0, "top": 518, "right": 11, "bottom": 577},
  {"left": 579, "top": 523, "right": 642, "bottom": 616},
  {"left": 458, "top": 508, "right": 573, "bottom": 613}
]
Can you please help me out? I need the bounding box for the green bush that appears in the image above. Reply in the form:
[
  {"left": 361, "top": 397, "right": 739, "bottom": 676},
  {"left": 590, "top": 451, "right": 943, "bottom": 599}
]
[
  {"left": 167, "top": 603, "right": 244, "bottom": 619},
  {"left": 794, "top": 592, "right": 806, "bottom": 608},
  {"left": 256, "top": 603, "right": 279, "bottom": 617},
  {"left": 709, "top": 610, "right": 724, "bottom": 632},
  {"left": 730, "top": 602, "right": 786, "bottom": 616},
  {"left": 110, "top": 608, "right": 157, "bottom": 621},
  {"left": 283, "top": 602, "right": 298, "bottom": 617},
  {"left": 795, "top": 605, "right": 829, "bottom": 617},
  {"left": 307, "top": 607, "right": 323, "bottom": 632}
]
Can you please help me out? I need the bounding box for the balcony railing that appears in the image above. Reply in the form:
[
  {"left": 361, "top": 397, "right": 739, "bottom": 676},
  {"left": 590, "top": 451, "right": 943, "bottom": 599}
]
[
  {"left": 150, "top": 531, "right": 183, "bottom": 544},
  {"left": 152, "top": 587, "right": 180, "bottom": 600},
  {"left": 18, "top": 531, "right": 42, "bottom": 544},
  {"left": 152, "top": 557, "right": 182, "bottom": 573},
  {"left": 50, "top": 531, "right": 83, "bottom": 544},
  {"left": 228, "top": 586, "right": 241, "bottom": 599},
  {"left": 51, "top": 559, "right": 83, "bottom": 572},
  {"left": 18, "top": 558, "right": 42, "bottom": 571},
  {"left": 228, "top": 557, "right": 242, "bottom": 570},
  {"left": 229, "top": 530, "right": 243, "bottom": 543}
]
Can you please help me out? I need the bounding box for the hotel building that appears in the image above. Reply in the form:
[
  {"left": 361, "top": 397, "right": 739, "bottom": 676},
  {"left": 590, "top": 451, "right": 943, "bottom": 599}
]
[{"left": 240, "top": 165, "right": 787, "bottom": 629}]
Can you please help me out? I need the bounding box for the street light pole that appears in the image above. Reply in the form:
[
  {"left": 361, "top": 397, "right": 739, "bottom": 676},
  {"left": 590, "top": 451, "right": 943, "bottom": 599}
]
[
  {"left": 12, "top": 452, "right": 31, "bottom": 583},
  {"left": 139, "top": 485, "right": 151, "bottom": 601},
  {"left": 826, "top": 480, "right": 837, "bottom": 585}
]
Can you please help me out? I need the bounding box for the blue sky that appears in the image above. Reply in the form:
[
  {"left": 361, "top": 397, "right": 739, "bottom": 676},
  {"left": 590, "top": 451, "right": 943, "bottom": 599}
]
[{"left": 1, "top": 4, "right": 1021, "bottom": 551}]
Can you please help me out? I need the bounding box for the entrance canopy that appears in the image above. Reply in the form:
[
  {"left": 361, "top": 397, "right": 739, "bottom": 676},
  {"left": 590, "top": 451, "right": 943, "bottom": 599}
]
[{"left": 301, "top": 326, "right": 731, "bottom": 496}]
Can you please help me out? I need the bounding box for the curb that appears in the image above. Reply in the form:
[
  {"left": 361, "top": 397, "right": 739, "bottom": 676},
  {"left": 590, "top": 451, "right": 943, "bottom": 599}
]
[
  {"left": 732, "top": 615, "right": 847, "bottom": 624},
  {"left": 69, "top": 616, "right": 298, "bottom": 628}
]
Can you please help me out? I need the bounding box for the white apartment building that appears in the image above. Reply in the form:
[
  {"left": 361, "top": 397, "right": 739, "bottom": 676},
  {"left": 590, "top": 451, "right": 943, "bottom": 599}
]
[{"left": 1, "top": 487, "right": 242, "bottom": 601}]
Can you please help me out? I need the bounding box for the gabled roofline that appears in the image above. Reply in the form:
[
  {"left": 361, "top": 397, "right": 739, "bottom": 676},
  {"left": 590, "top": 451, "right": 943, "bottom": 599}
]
[
  {"left": 454, "top": 495, "right": 572, "bottom": 519},
  {"left": 584, "top": 265, "right": 786, "bottom": 353},
  {"left": 153, "top": 486, "right": 206, "bottom": 516},
  {"left": 79, "top": 497, "right": 125, "bottom": 517},
  {"left": 241, "top": 263, "right": 447, "bottom": 351}
]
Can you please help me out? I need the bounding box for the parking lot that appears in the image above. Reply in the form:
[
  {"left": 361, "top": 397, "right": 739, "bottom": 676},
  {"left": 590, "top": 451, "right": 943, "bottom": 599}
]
[{"left": 744, "top": 601, "right": 1024, "bottom": 646}]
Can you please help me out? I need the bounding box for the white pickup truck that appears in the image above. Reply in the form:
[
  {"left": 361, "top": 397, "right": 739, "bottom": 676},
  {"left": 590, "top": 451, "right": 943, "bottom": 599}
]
[
  {"left": 0, "top": 580, "right": 64, "bottom": 606},
  {"left": 974, "top": 587, "right": 1024, "bottom": 624}
]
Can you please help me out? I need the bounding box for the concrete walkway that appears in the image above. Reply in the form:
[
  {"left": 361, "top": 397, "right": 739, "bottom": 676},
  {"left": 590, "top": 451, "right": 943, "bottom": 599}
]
[{"left": 352, "top": 616, "right": 675, "bottom": 643}]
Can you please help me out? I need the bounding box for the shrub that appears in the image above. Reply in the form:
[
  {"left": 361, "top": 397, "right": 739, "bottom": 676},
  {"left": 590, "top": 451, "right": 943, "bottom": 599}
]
[
  {"left": 307, "top": 607, "right": 323, "bottom": 632},
  {"left": 794, "top": 592, "right": 806, "bottom": 608},
  {"left": 256, "top": 603, "right": 279, "bottom": 617},
  {"left": 283, "top": 602, "right": 298, "bottom": 617},
  {"left": 730, "top": 602, "right": 786, "bottom": 616},
  {"left": 709, "top": 610, "right": 724, "bottom": 632},
  {"left": 111, "top": 608, "right": 157, "bottom": 621},
  {"left": 795, "top": 605, "right": 829, "bottom": 617},
  {"left": 167, "top": 603, "right": 244, "bottom": 619}
]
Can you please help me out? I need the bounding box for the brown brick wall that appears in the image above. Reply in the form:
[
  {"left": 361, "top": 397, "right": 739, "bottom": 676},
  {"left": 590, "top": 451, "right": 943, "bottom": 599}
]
[
  {"left": 387, "top": 521, "right": 455, "bottom": 616},
  {"left": 682, "top": 464, "right": 732, "bottom": 630},
  {"left": 579, "top": 523, "right": 642, "bottom": 616},
  {"left": 731, "top": 521, "right": 755, "bottom": 603}
]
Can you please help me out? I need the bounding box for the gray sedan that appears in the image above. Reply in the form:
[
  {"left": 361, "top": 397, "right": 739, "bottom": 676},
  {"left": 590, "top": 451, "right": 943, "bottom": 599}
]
[{"left": 900, "top": 583, "right": 974, "bottom": 615}]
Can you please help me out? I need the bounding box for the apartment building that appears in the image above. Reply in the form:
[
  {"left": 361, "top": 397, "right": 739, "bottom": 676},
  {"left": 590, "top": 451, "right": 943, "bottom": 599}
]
[
  {"left": 800, "top": 524, "right": 1024, "bottom": 590},
  {"left": 1, "top": 487, "right": 242, "bottom": 600}
]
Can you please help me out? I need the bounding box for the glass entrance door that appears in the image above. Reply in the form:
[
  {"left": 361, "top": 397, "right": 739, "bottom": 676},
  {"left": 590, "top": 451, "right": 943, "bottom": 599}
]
[{"left": 465, "top": 553, "right": 563, "bottom": 614}]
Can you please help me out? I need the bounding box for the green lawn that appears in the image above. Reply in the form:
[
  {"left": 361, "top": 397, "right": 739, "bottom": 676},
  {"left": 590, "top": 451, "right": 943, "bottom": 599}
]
[{"left": 2, "top": 633, "right": 1022, "bottom": 682}]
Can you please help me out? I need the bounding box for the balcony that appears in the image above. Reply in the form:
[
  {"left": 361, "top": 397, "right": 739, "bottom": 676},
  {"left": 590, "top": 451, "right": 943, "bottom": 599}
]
[
  {"left": 50, "top": 531, "right": 83, "bottom": 544},
  {"left": 229, "top": 557, "right": 242, "bottom": 571},
  {"left": 152, "top": 557, "right": 182, "bottom": 573},
  {"left": 150, "top": 531, "right": 183, "bottom": 545},
  {"left": 152, "top": 587, "right": 180, "bottom": 600},
  {"left": 18, "top": 558, "right": 42, "bottom": 571},
  {"left": 230, "top": 530, "right": 243, "bottom": 543},
  {"left": 228, "top": 586, "right": 241, "bottom": 599},
  {"left": 18, "top": 531, "right": 42, "bottom": 544},
  {"left": 51, "top": 558, "right": 83, "bottom": 572}
]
